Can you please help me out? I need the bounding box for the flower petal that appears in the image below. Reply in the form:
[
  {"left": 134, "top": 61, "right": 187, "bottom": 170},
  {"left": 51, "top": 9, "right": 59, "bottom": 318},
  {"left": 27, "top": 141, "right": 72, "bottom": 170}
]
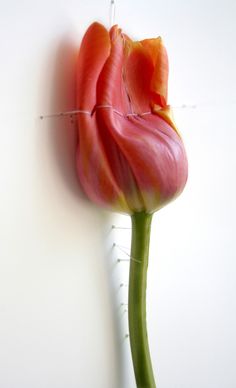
[
  {"left": 96, "top": 110, "right": 188, "bottom": 213},
  {"left": 123, "top": 34, "right": 170, "bottom": 122},
  {"left": 141, "top": 37, "right": 168, "bottom": 107},
  {"left": 76, "top": 22, "right": 111, "bottom": 111},
  {"left": 96, "top": 25, "right": 130, "bottom": 114},
  {"left": 123, "top": 40, "right": 154, "bottom": 114},
  {"left": 76, "top": 23, "right": 130, "bottom": 212},
  {"left": 77, "top": 114, "right": 130, "bottom": 213}
]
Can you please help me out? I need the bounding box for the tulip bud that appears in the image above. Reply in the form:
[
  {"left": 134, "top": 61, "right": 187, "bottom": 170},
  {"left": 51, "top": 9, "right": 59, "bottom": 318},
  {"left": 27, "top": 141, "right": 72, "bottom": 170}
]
[{"left": 76, "top": 22, "right": 188, "bottom": 214}]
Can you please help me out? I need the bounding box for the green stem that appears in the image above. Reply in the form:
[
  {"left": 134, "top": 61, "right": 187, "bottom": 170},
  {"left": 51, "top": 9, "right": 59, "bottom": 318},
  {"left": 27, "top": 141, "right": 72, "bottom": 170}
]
[{"left": 128, "top": 211, "right": 156, "bottom": 388}]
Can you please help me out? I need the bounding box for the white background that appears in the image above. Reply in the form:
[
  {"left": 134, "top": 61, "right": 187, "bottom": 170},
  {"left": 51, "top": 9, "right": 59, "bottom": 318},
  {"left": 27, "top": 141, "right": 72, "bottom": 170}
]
[{"left": 1, "top": 0, "right": 236, "bottom": 387}]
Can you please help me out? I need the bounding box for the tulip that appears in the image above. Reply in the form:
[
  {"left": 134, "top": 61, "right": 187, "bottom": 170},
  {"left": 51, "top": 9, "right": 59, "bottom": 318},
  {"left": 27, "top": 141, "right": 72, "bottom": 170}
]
[
  {"left": 76, "top": 22, "right": 187, "bottom": 215},
  {"left": 76, "top": 22, "right": 188, "bottom": 388}
]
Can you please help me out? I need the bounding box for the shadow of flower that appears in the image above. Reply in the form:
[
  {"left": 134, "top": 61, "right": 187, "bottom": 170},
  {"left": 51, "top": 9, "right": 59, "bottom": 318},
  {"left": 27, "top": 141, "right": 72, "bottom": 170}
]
[
  {"left": 48, "top": 36, "right": 87, "bottom": 202},
  {"left": 40, "top": 33, "right": 125, "bottom": 388}
]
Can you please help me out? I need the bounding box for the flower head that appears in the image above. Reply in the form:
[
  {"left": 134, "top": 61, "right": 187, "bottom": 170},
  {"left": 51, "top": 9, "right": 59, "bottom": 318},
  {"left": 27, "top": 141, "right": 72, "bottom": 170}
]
[{"left": 76, "top": 22, "right": 188, "bottom": 214}]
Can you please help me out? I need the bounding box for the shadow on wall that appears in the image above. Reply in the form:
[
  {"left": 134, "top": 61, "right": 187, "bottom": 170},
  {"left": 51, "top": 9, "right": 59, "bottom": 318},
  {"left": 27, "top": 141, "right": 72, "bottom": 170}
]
[
  {"left": 49, "top": 36, "right": 88, "bottom": 202},
  {"left": 44, "top": 35, "right": 125, "bottom": 388}
]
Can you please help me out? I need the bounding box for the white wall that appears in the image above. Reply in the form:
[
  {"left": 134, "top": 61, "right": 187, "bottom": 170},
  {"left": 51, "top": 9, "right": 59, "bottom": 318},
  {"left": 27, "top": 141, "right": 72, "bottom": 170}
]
[{"left": 1, "top": 1, "right": 236, "bottom": 387}]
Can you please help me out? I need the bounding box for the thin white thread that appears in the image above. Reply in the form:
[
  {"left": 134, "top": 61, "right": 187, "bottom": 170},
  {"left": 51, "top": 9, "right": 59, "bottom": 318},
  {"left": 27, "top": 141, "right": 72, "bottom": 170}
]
[
  {"left": 114, "top": 243, "right": 130, "bottom": 251},
  {"left": 112, "top": 225, "right": 131, "bottom": 230},
  {"left": 130, "top": 257, "right": 142, "bottom": 264},
  {"left": 126, "top": 113, "right": 138, "bottom": 117},
  {"left": 173, "top": 104, "right": 196, "bottom": 109},
  {"left": 114, "top": 243, "right": 141, "bottom": 263},
  {"left": 113, "top": 243, "right": 130, "bottom": 256},
  {"left": 110, "top": 0, "right": 116, "bottom": 27},
  {"left": 140, "top": 111, "right": 152, "bottom": 116},
  {"left": 40, "top": 109, "right": 90, "bottom": 119},
  {"left": 95, "top": 105, "right": 124, "bottom": 117},
  {"left": 39, "top": 102, "right": 236, "bottom": 120},
  {"left": 40, "top": 106, "right": 152, "bottom": 120},
  {"left": 117, "top": 257, "right": 141, "bottom": 264}
]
